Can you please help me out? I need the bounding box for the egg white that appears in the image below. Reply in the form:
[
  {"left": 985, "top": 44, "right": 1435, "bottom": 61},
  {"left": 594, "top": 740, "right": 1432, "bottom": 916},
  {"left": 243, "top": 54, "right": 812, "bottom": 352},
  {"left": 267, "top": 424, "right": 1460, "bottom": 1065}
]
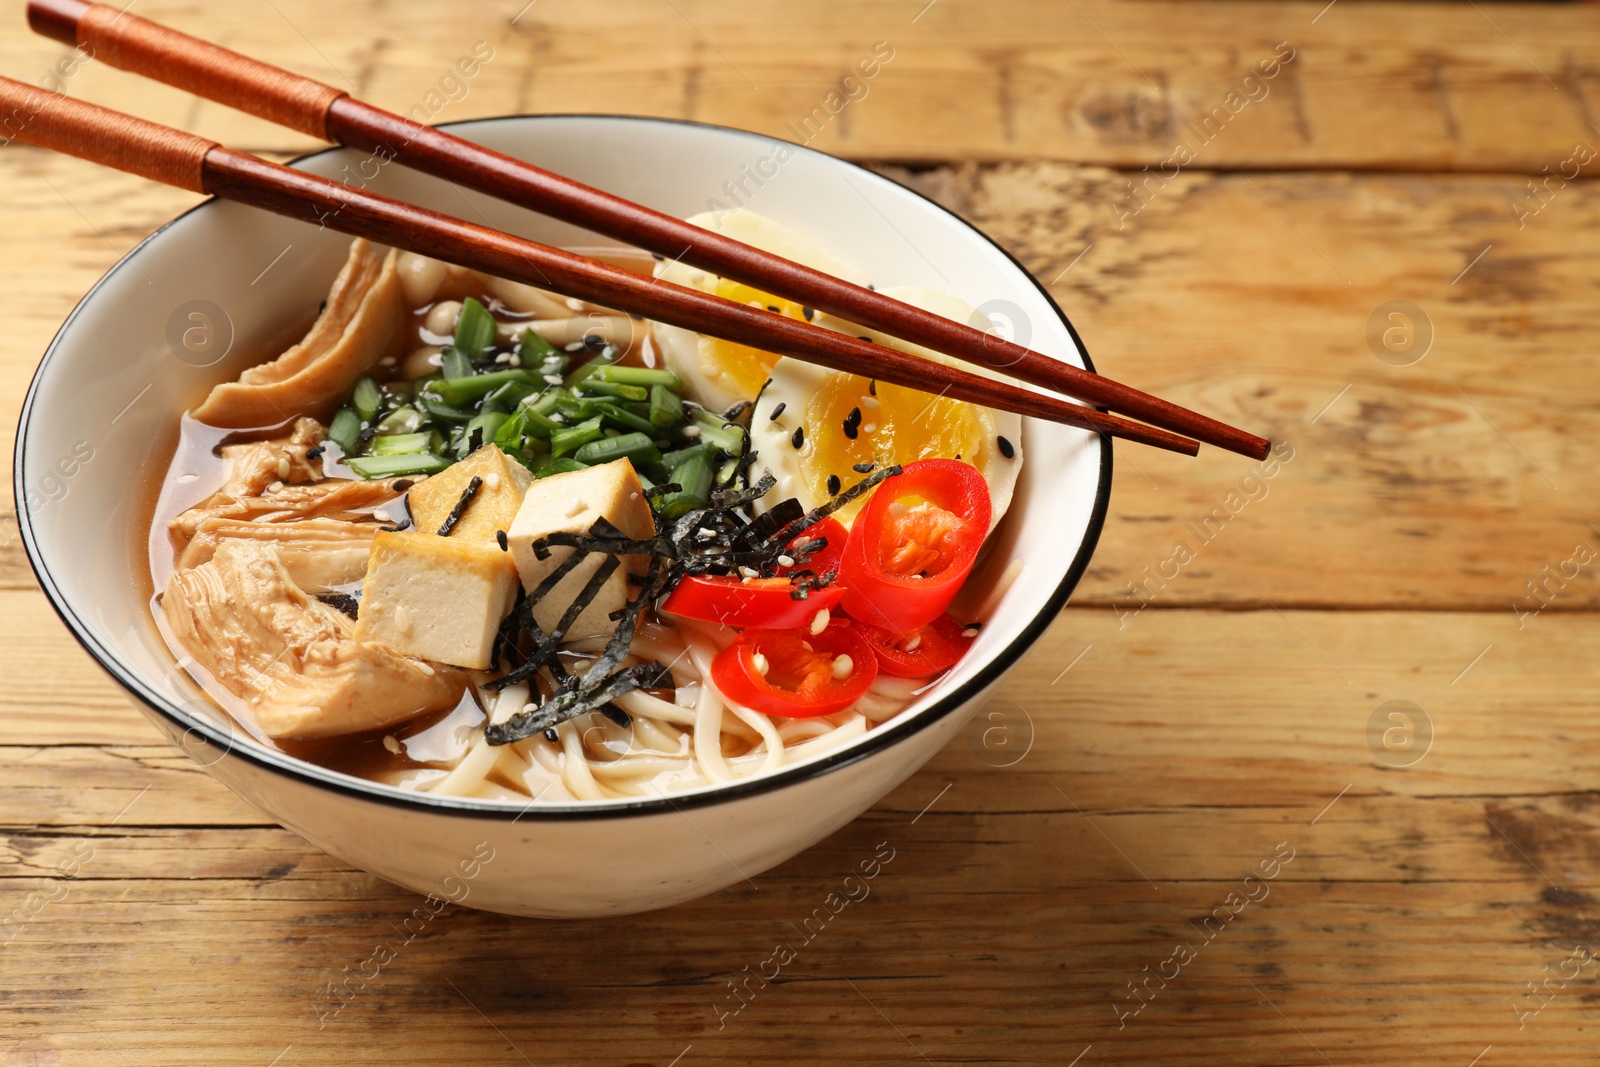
[{"left": 651, "top": 209, "right": 871, "bottom": 413}]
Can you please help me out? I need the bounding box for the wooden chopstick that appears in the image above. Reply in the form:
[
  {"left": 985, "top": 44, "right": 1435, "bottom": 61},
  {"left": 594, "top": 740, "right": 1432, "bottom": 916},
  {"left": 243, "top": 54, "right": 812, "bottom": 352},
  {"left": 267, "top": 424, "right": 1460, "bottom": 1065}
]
[
  {"left": 0, "top": 77, "right": 1202, "bottom": 456},
  {"left": 26, "top": 0, "right": 1266, "bottom": 462}
]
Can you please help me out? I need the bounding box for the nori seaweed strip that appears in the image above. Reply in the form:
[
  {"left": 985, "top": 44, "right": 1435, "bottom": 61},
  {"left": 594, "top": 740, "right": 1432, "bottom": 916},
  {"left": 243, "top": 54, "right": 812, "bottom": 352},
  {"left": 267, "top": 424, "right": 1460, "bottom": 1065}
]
[
  {"left": 715, "top": 378, "right": 770, "bottom": 493},
  {"left": 436, "top": 476, "right": 483, "bottom": 536},
  {"left": 709, "top": 472, "right": 778, "bottom": 512},
  {"left": 735, "top": 497, "right": 804, "bottom": 550},
  {"left": 316, "top": 592, "right": 360, "bottom": 620},
  {"left": 486, "top": 551, "right": 618, "bottom": 690},
  {"left": 766, "top": 464, "right": 901, "bottom": 549},
  {"left": 487, "top": 662, "right": 670, "bottom": 743},
  {"left": 546, "top": 654, "right": 631, "bottom": 728},
  {"left": 487, "top": 558, "right": 669, "bottom": 744}
]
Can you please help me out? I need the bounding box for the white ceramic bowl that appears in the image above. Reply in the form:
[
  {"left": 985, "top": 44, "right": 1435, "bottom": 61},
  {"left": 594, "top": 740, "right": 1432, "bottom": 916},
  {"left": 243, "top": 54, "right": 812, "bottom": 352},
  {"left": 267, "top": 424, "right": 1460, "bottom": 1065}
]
[{"left": 16, "top": 116, "right": 1109, "bottom": 917}]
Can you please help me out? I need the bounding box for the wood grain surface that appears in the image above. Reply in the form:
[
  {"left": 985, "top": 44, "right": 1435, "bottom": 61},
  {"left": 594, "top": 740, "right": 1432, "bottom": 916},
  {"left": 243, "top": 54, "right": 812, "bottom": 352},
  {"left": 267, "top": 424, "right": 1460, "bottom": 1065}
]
[{"left": 2, "top": 2, "right": 1597, "bottom": 1065}]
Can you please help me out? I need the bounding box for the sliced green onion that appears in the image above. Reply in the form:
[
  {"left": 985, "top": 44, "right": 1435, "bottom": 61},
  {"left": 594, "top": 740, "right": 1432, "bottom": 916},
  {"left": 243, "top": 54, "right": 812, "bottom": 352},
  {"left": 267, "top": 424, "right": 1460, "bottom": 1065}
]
[
  {"left": 534, "top": 455, "right": 589, "bottom": 478},
  {"left": 574, "top": 379, "right": 649, "bottom": 402},
  {"left": 520, "top": 327, "right": 560, "bottom": 361},
  {"left": 345, "top": 452, "right": 453, "bottom": 479},
  {"left": 661, "top": 442, "right": 713, "bottom": 472},
  {"left": 426, "top": 369, "right": 538, "bottom": 408},
  {"left": 549, "top": 416, "right": 604, "bottom": 458},
  {"left": 574, "top": 432, "right": 661, "bottom": 468},
  {"left": 649, "top": 383, "right": 685, "bottom": 427},
  {"left": 352, "top": 376, "right": 382, "bottom": 422},
  {"left": 523, "top": 390, "right": 564, "bottom": 418},
  {"left": 453, "top": 297, "right": 498, "bottom": 362},
  {"left": 417, "top": 391, "right": 478, "bottom": 423},
  {"left": 459, "top": 411, "right": 509, "bottom": 457},
  {"left": 555, "top": 396, "right": 604, "bottom": 421},
  {"left": 327, "top": 406, "right": 362, "bottom": 454},
  {"left": 590, "top": 365, "right": 683, "bottom": 391},
  {"left": 439, "top": 347, "right": 471, "bottom": 380},
  {"left": 370, "top": 432, "right": 432, "bottom": 456},
  {"left": 482, "top": 380, "right": 536, "bottom": 413},
  {"left": 374, "top": 405, "right": 424, "bottom": 436},
  {"left": 655, "top": 453, "right": 712, "bottom": 519},
  {"left": 593, "top": 400, "right": 660, "bottom": 437},
  {"left": 562, "top": 345, "right": 621, "bottom": 388}
]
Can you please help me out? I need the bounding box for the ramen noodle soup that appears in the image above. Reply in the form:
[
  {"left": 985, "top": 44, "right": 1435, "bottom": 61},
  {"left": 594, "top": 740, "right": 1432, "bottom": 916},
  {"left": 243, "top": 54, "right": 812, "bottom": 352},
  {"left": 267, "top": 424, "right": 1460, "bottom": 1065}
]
[{"left": 148, "top": 210, "right": 1024, "bottom": 803}]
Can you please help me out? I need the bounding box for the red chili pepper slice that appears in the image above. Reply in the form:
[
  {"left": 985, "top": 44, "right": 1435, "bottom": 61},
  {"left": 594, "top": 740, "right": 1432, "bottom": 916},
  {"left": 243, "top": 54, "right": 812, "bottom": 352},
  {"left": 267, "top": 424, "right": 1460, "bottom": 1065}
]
[
  {"left": 661, "top": 517, "right": 850, "bottom": 629},
  {"left": 839, "top": 459, "right": 991, "bottom": 634},
  {"left": 855, "top": 613, "right": 974, "bottom": 678},
  {"left": 710, "top": 617, "right": 878, "bottom": 718}
]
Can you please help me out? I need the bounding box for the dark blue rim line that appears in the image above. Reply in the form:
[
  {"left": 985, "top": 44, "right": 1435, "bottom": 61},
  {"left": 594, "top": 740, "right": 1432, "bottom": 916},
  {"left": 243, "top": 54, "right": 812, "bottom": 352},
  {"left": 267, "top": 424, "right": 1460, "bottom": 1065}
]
[{"left": 15, "top": 113, "right": 1112, "bottom": 821}]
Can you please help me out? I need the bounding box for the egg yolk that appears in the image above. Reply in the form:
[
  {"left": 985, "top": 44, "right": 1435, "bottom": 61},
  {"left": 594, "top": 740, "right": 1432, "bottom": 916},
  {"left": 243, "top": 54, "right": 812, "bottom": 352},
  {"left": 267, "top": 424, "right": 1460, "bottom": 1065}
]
[
  {"left": 699, "top": 279, "right": 808, "bottom": 400},
  {"left": 799, "top": 372, "right": 992, "bottom": 521}
]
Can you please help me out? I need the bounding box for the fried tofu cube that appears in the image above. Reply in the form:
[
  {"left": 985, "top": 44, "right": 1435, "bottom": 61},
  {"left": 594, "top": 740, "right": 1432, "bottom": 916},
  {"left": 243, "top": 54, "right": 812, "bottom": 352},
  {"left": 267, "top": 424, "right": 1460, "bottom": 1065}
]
[
  {"left": 354, "top": 530, "right": 519, "bottom": 670},
  {"left": 405, "top": 444, "right": 533, "bottom": 542},
  {"left": 506, "top": 459, "right": 656, "bottom": 641}
]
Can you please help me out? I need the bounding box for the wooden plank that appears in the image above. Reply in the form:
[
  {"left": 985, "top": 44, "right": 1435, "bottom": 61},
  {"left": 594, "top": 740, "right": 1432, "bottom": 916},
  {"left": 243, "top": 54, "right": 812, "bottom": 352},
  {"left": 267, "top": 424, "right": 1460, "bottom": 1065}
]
[
  {"left": 885, "top": 160, "right": 1600, "bottom": 611},
  {"left": 5, "top": 871, "right": 1591, "bottom": 1067},
  {"left": 0, "top": 0, "right": 1592, "bottom": 169}
]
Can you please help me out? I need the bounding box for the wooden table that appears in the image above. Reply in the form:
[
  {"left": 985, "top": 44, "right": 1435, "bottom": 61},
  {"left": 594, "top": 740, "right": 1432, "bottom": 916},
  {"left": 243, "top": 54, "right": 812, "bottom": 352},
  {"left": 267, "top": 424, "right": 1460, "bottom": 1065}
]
[{"left": 3, "top": 2, "right": 1597, "bottom": 1063}]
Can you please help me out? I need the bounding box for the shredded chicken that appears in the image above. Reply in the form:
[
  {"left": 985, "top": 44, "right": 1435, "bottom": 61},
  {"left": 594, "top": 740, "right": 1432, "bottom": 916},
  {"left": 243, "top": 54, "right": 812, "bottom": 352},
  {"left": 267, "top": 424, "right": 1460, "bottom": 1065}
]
[
  {"left": 192, "top": 240, "right": 405, "bottom": 427},
  {"left": 168, "top": 419, "right": 416, "bottom": 552},
  {"left": 178, "top": 517, "right": 378, "bottom": 593},
  {"left": 218, "top": 417, "right": 326, "bottom": 498},
  {"left": 163, "top": 539, "right": 464, "bottom": 740}
]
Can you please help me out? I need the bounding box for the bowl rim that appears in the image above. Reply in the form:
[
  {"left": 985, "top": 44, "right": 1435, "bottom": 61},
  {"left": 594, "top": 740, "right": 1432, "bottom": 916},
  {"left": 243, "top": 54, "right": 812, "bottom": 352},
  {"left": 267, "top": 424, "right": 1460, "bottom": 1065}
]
[{"left": 15, "top": 112, "right": 1111, "bottom": 820}]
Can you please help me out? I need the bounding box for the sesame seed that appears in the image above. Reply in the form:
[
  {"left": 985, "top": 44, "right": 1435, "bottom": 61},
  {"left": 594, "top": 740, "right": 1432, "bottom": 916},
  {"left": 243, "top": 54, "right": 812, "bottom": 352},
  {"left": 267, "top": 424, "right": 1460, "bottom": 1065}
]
[
  {"left": 802, "top": 307, "right": 815, "bottom": 321},
  {"left": 997, "top": 435, "right": 1016, "bottom": 458},
  {"left": 563, "top": 341, "right": 585, "bottom": 352},
  {"left": 392, "top": 479, "right": 415, "bottom": 492},
  {"left": 382, "top": 734, "right": 401, "bottom": 755},
  {"left": 565, "top": 297, "right": 585, "bottom": 311},
  {"left": 792, "top": 426, "right": 805, "bottom": 448},
  {"left": 777, "top": 554, "right": 796, "bottom": 567},
  {"left": 682, "top": 425, "right": 701, "bottom": 438},
  {"left": 856, "top": 335, "right": 872, "bottom": 343},
  {"left": 496, "top": 530, "right": 508, "bottom": 551},
  {"left": 267, "top": 480, "right": 284, "bottom": 493},
  {"left": 861, "top": 422, "right": 877, "bottom": 434},
  {"left": 543, "top": 373, "right": 563, "bottom": 385},
  {"left": 960, "top": 627, "right": 980, "bottom": 638},
  {"left": 495, "top": 352, "right": 512, "bottom": 364},
  {"left": 769, "top": 402, "right": 786, "bottom": 421},
  {"left": 827, "top": 474, "right": 841, "bottom": 495},
  {"left": 845, "top": 406, "right": 862, "bottom": 427},
  {"left": 766, "top": 305, "right": 780, "bottom": 313},
  {"left": 852, "top": 461, "right": 875, "bottom": 473},
  {"left": 374, "top": 509, "right": 393, "bottom": 523},
  {"left": 843, "top": 421, "right": 858, "bottom": 440},
  {"left": 861, "top": 395, "right": 879, "bottom": 409},
  {"left": 651, "top": 252, "right": 664, "bottom": 261}
]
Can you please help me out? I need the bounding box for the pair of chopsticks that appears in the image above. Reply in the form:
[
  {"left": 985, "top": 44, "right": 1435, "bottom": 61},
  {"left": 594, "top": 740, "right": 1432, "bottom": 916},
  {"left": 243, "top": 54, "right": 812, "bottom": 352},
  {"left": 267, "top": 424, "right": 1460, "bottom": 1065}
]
[{"left": 13, "top": 0, "right": 1270, "bottom": 460}]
